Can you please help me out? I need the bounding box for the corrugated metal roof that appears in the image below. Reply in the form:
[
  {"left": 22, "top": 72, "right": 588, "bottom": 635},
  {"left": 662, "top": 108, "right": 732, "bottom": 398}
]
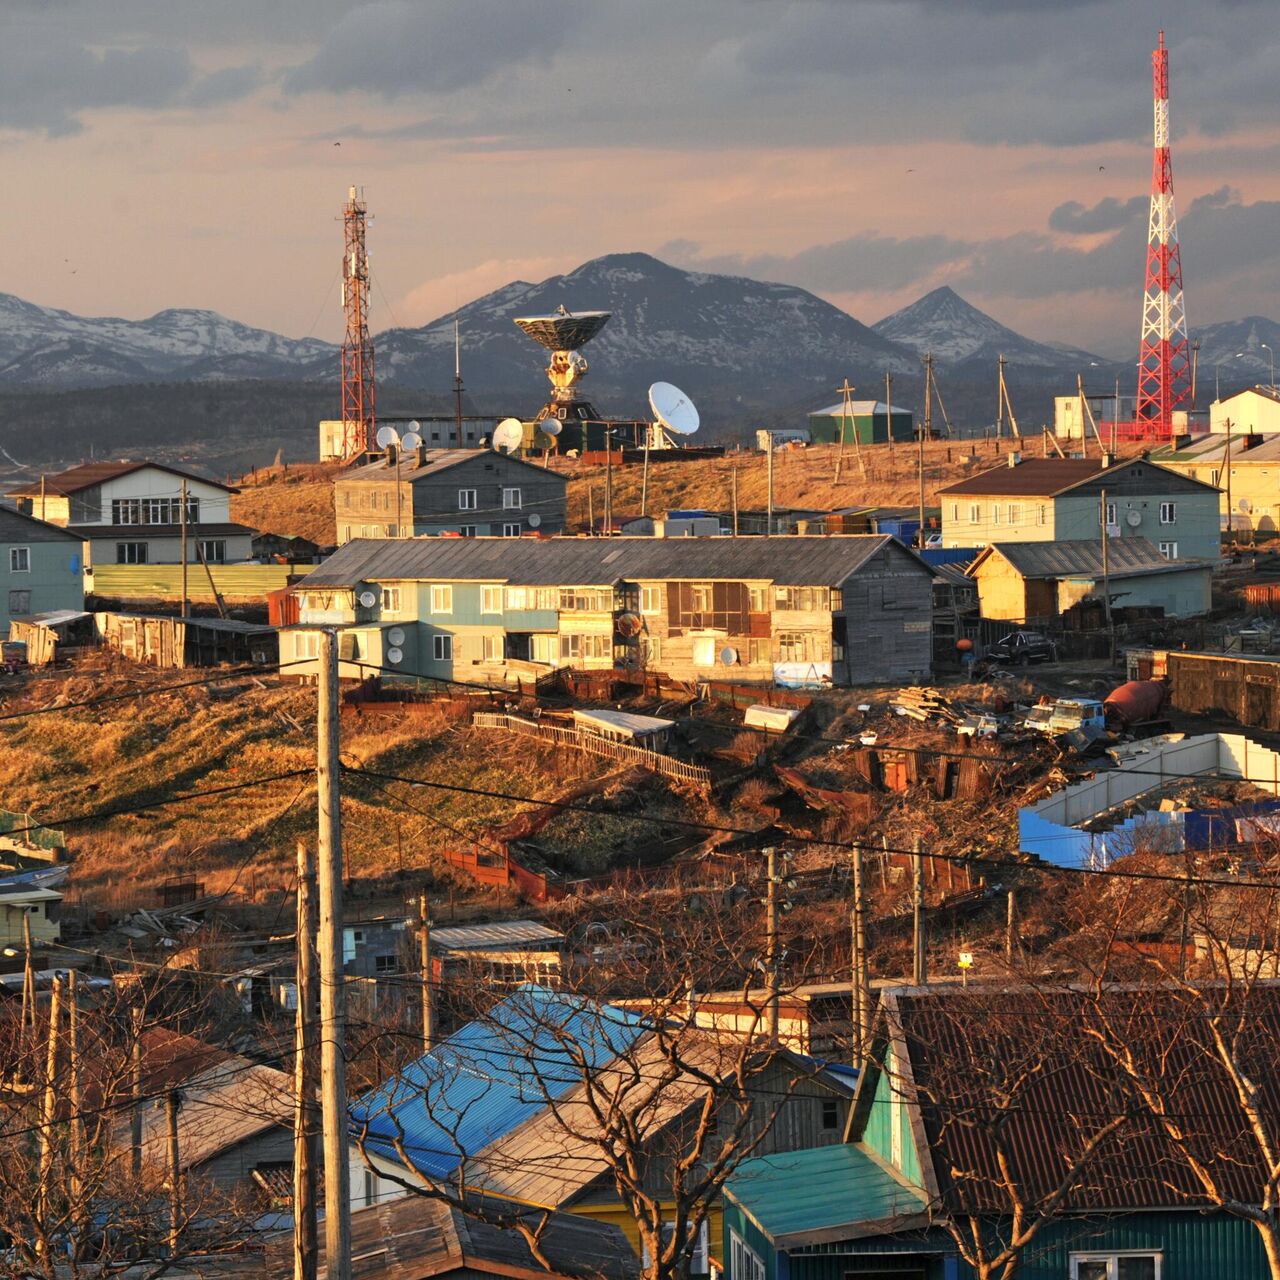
[
  {"left": 572, "top": 708, "right": 673, "bottom": 737},
  {"left": 973, "top": 537, "right": 1211, "bottom": 580},
  {"left": 727, "top": 1143, "right": 928, "bottom": 1246},
  {"left": 939, "top": 458, "right": 1105, "bottom": 497},
  {"left": 348, "top": 985, "right": 648, "bottom": 1179},
  {"left": 6, "top": 461, "right": 235, "bottom": 498},
  {"left": 429, "top": 920, "right": 563, "bottom": 951},
  {"left": 810, "top": 401, "right": 911, "bottom": 417},
  {"left": 303, "top": 534, "right": 925, "bottom": 590},
  {"left": 67, "top": 521, "right": 255, "bottom": 538},
  {"left": 343, "top": 448, "right": 567, "bottom": 485},
  {"left": 0, "top": 507, "right": 85, "bottom": 544}
]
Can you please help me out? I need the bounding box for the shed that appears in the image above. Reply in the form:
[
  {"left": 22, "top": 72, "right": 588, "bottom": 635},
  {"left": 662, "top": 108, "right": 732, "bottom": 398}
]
[
  {"left": 8, "top": 610, "right": 92, "bottom": 665},
  {"left": 807, "top": 400, "right": 914, "bottom": 445},
  {"left": 94, "top": 612, "right": 280, "bottom": 669},
  {"left": 744, "top": 704, "right": 802, "bottom": 733},
  {"left": 572, "top": 708, "right": 674, "bottom": 746}
]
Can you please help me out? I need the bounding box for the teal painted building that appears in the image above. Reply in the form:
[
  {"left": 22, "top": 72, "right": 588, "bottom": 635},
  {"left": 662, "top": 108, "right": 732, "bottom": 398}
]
[
  {"left": 0, "top": 507, "right": 84, "bottom": 635},
  {"left": 723, "top": 986, "right": 1275, "bottom": 1280},
  {"left": 807, "top": 400, "right": 915, "bottom": 446}
]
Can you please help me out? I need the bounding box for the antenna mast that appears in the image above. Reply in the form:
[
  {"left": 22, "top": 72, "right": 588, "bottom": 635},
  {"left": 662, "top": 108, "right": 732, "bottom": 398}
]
[
  {"left": 453, "top": 319, "right": 465, "bottom": 448},
  {"left": 1136, "top": 30, "right": 1190, "bottom": 435},
  {"left": 340, "top": 186, "right": 376, "bottom": 460}
]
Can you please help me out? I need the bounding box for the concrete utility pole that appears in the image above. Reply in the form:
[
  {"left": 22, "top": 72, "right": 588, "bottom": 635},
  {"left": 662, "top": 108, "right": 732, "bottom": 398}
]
[
  {"left": 130, "top": 1006, "right": 144, "bottom": 1177},
  {"left": 917, "top": 357, "right": 930, "bottom": 547},
  {"left": 180, "top": 477, "right": 189, "bottom": 619},
  {"left": 766, "top": 433, "right": 774, "bottom": 536},
  {"left": 317, "top": 629, "right": 352, "bottom": 1280},
  {"left": 850, "top": 845, "right": 870, "bottom": 1071},
  {"left": 604, "top": 430, "right": 614, "bottom": 536},
  {"left": 37, "top": 975, "right": 61, "bottom": 1245},
  {"left": 21, "top": 910, "right": 35, "bottom": 1038},
  {"left": 641, "top": 432, "right": 650, "bottom": 519},
  {"left": 764, "top": 846, "right": 781, "bottom": 1045},
  {"left": 293, "top": 840, "right": 319, "bottom": 1280},
  {"left": 166, "top": 1089, "right": 183, "bottom": 1257},
  {"left": 885, "top": 371, "right": 895, "bottom": 454},
  {"left": 419, "top": 894, "right": 434, "bottom": 1055},
  {"left": 912, "top": 838, "right": 927, "bottom": 986}
]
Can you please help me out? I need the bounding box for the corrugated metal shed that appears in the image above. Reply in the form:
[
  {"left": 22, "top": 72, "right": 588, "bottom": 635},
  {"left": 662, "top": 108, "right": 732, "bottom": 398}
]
[
  {"left": 349, "top": 985, "right": 648, "bottom": 1179},
  {"left": 727, "top": 1144, "right": 928, "bottom": 1247},
  {"left": 302, "top": 534, "right": 925, "bottom": 590},
  {"left": 429, "top": 920, "right": 563, "bottom": 952},
  {"left": 971, "top": 537, "right": 1210, "bottom": 580}
]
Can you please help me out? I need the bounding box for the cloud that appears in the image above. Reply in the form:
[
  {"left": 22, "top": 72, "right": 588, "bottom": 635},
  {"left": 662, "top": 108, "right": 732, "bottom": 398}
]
[
  {"left": 397, "top": 255, "right": 569, "bottom": 327},
  {"left": 182, "top": 64, "right": 264, "bottom": 109},
  {"left": 1049, "top": 196, "right": 1147, "bottom": 235}
]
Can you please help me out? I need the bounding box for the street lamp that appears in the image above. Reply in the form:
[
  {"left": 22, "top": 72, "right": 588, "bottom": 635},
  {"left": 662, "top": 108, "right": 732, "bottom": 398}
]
[{"left": 1216, "top": 352, "right": 1246, "bottom": 402}]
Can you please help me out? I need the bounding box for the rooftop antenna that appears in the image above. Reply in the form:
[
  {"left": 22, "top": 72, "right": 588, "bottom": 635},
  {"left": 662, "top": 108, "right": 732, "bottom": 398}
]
[
  {"left": 492, "top": 418, "right": 524, "bottom": 455},
  {"left": 340, "top": 185, "right": 376, "bottom": 460},
  {"left": 453, "top": 318, "right": 465, "bottom": 448}
]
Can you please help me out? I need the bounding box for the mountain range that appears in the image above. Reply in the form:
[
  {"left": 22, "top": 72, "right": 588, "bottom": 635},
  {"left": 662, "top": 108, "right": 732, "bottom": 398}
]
[{"left": 0, "top": 253, "right": 1274, "bottom": 462}]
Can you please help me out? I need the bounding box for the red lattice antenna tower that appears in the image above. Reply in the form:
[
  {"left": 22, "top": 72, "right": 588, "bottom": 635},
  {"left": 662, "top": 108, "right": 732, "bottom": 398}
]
[
  {"left": 1136, "top": 30, "right": 1190, "bottom": 433},
  {"left": 340, "top": 185, "right": 375, "bottom": 459}
]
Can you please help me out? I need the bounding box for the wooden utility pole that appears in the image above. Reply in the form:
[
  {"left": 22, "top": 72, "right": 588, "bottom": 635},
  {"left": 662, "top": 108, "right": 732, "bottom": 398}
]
[
  {"left": 1222, "top": 420, "right": 1234, "bottom": 548},
  {"left": 180, "top": 477, "right": 189, "bottom": 619},
  {"left": 917, "top": 358, "right": 930, "bottom": 547},
  {"left": 21, "top": 910, "right": 35, "bottom": 1039},
  {"left": 419, "top": 894, "right": 434, "bottom": 1054},
  {"left": 850, "top": 845, "right": 869, "bottom": 1070},
  {"left": 293, "top": 840, "right": 319, "bottom": 1280},
  {"left": 884, "top": 371, "right": 895, "bottom": 454},
  {"left": 731, "top": 466, "right": 739, "bottom": 537},
  {"left": 766, "top": 433, "right": 774, "bottom": 537},
  {"left": 640, "top": 433, "right": 650, "bottom": 518},
  {"left": 604, "top": 433, "right": 613, "bottom": 537},
  {"left": 1100, "top": 488, "right": 1114, "bottom": 661},
  {"left": 316, "top": 629, "right": 352, "bottom": 1280},
  {"left": 37, "top": 975, "right": 61, "bottom": 1245},
  {"left": 1005, "top": 889, "right": 1017, "bottom": 965},
  {"left": 764, "top": 846, "right": 781, "bottom": 1045},
  {"left": 912, "top": 838, "right": 926, "bottom": 986},
  {"left": 68, "top": 970, "right": 84, "bottom": 1233},
  {"left": 166, "top": 1089, "right": 183, "bottom": 1257},
  {"left": 131, "top": 1006, "right": 144, "bottom": 1177},
  {"left": 587, "top": 483, "right": 594, "bottom": 537},
  {"left": 835, "top": 378, "right": 863, "bottom": 481}
]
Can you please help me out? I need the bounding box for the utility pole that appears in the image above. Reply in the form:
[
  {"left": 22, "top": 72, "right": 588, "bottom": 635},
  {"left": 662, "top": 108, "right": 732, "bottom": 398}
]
[
  {"left": 317, "top": 629, "right": 352, "bottom": 1280},
  {"left": 587, "top": 483, "right": 594, "bottom": 537},
  {"left": 131, "top": 1006, "right": 144, "bottom": 1177},
  {"left": 166, "top": 1089, "right": 183, "bottom": 1257},
  {"left": 731, "top": 466, "right": 739, "bottom": 537},
  {"left": 640, "top": 432, "right": 650, "bottom": 519},
  {"left": 419, "top": 894, "right": 434, "bottom": 1055},
  {"left": 1223, "top": 420, "right": 1234, "bottom": 548},
  {"left": 1100, "top": 488, "right": 1114, "bottom": 661},
  {"left": 912, "top": 838, "right": 927, "bottom": 986},
  {"left": 37, "top": 975, "right": 61, "bottom": 1247},
  {"left": 68, "top": 970, "right": 84, "bottom": 1234},
  {"left": 884, "top": 371, "right": 894, "bottom": 454},
  {"left": 180, "top": 477, "right": 188, "bottom": 619},
  {"left": 1005, "top": 888, "right": 1017, "bottom": 966},
  {"left": 997, "top": 355, "right": 1005, "bottom": 440},
  {"left": 850, "top": 845, "right": 869, "bottom": 1071},
  {"left": 294, "top": 840, "right": 319, "bottom": 1280},
  {"left": 917, "top": 357, "right": 930, "bottom": 547},
  {"left": 604, "top": 431, "right": 613, "bottom": 537},
  {"left": 766, "top": 433, "right": 774, "bottom": 537},
  {"left": 453, "top": 319, "right": 465, "bottom": 449},
  {"left": 764, "top": 846, "right": 781, "bottom": 1045},
  {"left": 21, "top": 910, "right": 35, "bottom": 1040}
]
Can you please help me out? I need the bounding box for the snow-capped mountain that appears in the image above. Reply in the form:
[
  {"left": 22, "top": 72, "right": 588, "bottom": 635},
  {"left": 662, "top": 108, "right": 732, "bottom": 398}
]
[
  {"left": 1190, "top": 316, "right": 1280, "bottom": 394},
  {"left": 873, "top": 286, "right": 1104, "bottom": 375},
  {"left": 0, "top": 293, "right": 336, "bottom": 388},
  {"left": 373, "top": 252, "right": 917, "bottom": 416}
]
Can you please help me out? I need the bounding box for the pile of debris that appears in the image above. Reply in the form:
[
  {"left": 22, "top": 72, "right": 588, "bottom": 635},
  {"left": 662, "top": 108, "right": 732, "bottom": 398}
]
[{"left": 890, "top": 687, "right": 966, "bottom": 725}]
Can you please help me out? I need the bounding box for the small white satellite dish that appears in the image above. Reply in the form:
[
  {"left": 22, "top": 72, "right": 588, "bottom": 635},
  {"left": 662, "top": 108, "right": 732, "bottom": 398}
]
[
  {"left": 1239, "top": 497, "right": 1253, "bottom": 513},
  {"left": 541, "top": 418, "right": 562, "bottom": 437},
  {"left": 1125, "top": 510, "right": 1142, "bottom": 527},
  {"left": 358, "top": 590, "right": 378, "bottom": 608},
  {"left": 492, "top": 418, "right": 524, "bottom": 454},
  {"left": 400, "top": 431, "right": 422, "bottom": 451},
  {"left": 375, "top": 425, "right": 398, "bottom": 449},
  {"left": 648, "top": 381, "right": 700, "bottom": 436},
  {"left": 387, "top": 627, "right": 406, "bottom": 646},
  {"left": 408, "top": 420, "right": 421, "bottom": 433},
  {"left": 720, "top": 646, "right": 739, "bottom": 666},
  {"left": 528, "top": 513, "right": 542, "bottom": 528},
  {"left": 386, "top": 647, "right": 403, "bottom": 665}
]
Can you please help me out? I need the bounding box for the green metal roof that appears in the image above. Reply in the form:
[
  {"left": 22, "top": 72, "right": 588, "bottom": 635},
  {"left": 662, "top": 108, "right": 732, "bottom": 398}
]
[{"left": 726, "top": 1143, "right": 930, "bottom": 1248}]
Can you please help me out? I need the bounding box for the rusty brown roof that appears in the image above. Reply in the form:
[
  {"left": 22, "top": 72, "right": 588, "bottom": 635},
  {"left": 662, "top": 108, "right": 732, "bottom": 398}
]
[
  {"left": 7, "top": 461, "right": 236, "bottom": 498},
  {"left": 937, "top": 458, "right": 1105, "bottom": 497}
]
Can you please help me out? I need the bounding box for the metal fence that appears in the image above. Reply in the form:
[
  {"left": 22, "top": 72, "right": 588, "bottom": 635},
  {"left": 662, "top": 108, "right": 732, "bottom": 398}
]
[{"left": 471, "top": 711, "right": 712, "bottom": 789}]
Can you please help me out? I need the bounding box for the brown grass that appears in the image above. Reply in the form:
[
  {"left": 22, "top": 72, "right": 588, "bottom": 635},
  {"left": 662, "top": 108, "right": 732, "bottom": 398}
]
[{"left": 230, "top": 461, "right": 343, "bottom": 545}]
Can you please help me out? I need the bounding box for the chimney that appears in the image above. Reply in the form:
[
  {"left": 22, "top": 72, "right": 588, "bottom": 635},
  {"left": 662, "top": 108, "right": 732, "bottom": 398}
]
[
  {"left": 1007, "top": 451, "right": 1021, "bottom": 467},
  {"left": 386, "top": 443, "right": 398, "bottom": 466},
  {"left": 1101, "top": 451, "right": 1116, "bottom": 468},
  {"left": 416, "top": 443, "right": 426, "bottom": 467}
]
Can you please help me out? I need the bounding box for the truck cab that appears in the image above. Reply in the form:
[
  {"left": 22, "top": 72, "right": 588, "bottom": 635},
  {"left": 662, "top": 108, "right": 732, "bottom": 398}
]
[{"left": 1023, "top": 697, "right": 1105, "bottom": 736}]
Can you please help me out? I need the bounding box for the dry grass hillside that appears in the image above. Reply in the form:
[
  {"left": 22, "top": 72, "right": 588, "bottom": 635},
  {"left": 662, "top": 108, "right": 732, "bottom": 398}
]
[{"left": 230, "top": 461, "right": 344, "bottom": 546}]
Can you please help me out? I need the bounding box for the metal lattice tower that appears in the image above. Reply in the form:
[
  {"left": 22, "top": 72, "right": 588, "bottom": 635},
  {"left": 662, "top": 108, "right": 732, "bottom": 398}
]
[
  {"left": 1136, "top": 31, "right": 1190, "bottom": 433},
  {"left": 340, "top": 186, "right": 375, "bottom": 459}
]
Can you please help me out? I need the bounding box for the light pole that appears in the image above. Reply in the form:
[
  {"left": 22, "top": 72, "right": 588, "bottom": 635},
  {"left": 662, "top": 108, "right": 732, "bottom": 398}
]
[
  {"left": 1263, "top": 344, "right": 1275, "bottom": 392},
  {"left": 1216, "top": 352, "right": 1245, "bottom": 403}
]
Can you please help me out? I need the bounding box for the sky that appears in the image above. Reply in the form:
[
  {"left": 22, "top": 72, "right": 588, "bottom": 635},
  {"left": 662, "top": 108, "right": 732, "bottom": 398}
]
[{"left": 4, "top": 0, "right": 1280, "bottom": 357}]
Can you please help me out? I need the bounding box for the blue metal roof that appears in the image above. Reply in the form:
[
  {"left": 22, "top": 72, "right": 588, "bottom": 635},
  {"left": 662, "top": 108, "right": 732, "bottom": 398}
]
[{"left": 348, "top": 985, "right": 648, "bottom": 1178}]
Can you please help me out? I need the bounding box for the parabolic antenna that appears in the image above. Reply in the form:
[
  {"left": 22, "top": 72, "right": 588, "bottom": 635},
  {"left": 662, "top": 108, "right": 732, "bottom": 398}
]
[
  {"left": 528, "top": 512, "right": 542, "bottom": 529},
  {"left": 400, "top": 431, "right": 422, "bottom": 451},
  {"left": 513, "top": 308, "right": 611, "bottom": 351},
  {"left": 492, "top": 418, "right": 524, "bottom": 454},
  {"left": 375, "top": 425, "right": 398, "bottom": 449},
  {"left": 648, "top": 381, "right": 700, "bottom": 436},
  {"left": 408, "top": 420, "right": 421, "bottom": 433},
  {"left": 541, "top": 417, "right": 562, "bottom": 437}
]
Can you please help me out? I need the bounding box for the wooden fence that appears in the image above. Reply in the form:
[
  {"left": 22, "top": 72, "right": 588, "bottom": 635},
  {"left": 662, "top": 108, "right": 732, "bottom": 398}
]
[
  {"left": 90, "top": 563, "right": 306, "bottom": 602},
  {"left": 471, "top": 711, "right": 712, "bottom": 789}
]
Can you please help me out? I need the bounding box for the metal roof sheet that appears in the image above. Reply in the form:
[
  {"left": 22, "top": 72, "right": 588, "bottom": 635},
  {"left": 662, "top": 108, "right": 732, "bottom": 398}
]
[
  {"left": 429, "top": 920, "right": 563, "bottom": 951},
  {"left": 343, "top": 448, "right": 567, "bottom": 485},
  {"left": 348, "top": 985, "right": 648, "bottom": 1180},
  {"left": 6, "top": 461, "right": 234, "bottom": 498},
  {"left": 303, "top": 534, "right": 926, "bottom": 590},
  {"left": 972, "top": 537, "right": 1212, "bottom": 580},
  {"left": 727, "top": 1143, "right": 928, "bottom": 1247},
  {"left": 938, "top": 458, "right": 1105, "bottom": 497},
  {"left": 572, "top": 708, "right": 673, "bottom": 736},
  {"left": 0, "top": 507, "right": 85, "bottom": 544},
  {"left": 810, "top": 401, "right": 911, "bottom": 417}
]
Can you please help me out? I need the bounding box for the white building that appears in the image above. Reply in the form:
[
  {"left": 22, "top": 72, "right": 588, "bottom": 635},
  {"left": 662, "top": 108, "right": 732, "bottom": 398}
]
[
  {"left": 1053, "top": 392, "right": 1140, "bottom": 439},
  {"left": 1209, "top": 386, "right": 1280, "bottom": 435},
  {"left": 6, "top": 462, "right": 255, "bottom": 568}
]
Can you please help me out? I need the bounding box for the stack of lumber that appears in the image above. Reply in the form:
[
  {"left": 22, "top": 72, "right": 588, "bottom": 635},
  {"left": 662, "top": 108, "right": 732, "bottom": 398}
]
[{"left": 890, "top": 686, "right": 966, "bottom": 725}]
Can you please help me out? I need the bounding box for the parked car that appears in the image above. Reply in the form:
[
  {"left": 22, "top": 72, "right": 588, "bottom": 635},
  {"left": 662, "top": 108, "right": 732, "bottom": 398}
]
[
  {"left": 923, "top": 532, "right": 943, "bottom": 550},
  {"left": 986, "top": 631, "right": 1057, "bottom": 666}
]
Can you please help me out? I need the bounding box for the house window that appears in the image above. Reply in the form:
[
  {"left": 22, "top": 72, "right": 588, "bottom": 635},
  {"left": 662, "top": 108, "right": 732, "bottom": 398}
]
[
  {"left": 646, "top": 1222, "right": 709, "bottom": 1277},
  {"left": 560, "top": 633, "right": 610, "bottom": 660},
  {"left": 8, "top": 589, "right": 30, "bottom": 615},
  {"left": 1070, "top": 1253, "right": 1160, "bottom": 1280},
  {"left": 991, "top": 503, "right": 1002, "bottom": 525},
  {"left": 198, "top": 539, "right": 226, "bottom": 564},
  {"left": 382, "top": 587, "right": 401, "bottom": 612},
  {"left": 502, "top": 487, "right": 522, "bottom": 509},
  {"left": 502, "top": 522, "right": 522, "bottom": 537},
  {"left": 459, "top": 525, "right": 476, "bottom": 538},
  {"left": 432, "top": 634, "right": 452, "bottom": 661},
  {"left": 748, "top": 638, "right": 770, "bottom": 665},
  {"left": 481, "top": 634, "right": 504, "bottom": 662},
  {"left": 640, "top": 585, "right": 662, "bottom": 615},
  {"left": 373, "top": 954, "right": 398, "bottom": 975},
  {"left": 1209, "top": 469, "right": 1219, "bottom": 486},
  {"left": 1159, "top": 541, "right": 1178, "bottom": 559},
  {"left": 949, "top": 503, "right": 959, "bottom": 523},
  {"left": 431, "top": 585, "right": 452, "bottom": 614},
  {"left": 457, "top": 488, "right": 477, "bottom": 511},
  {"left": 777, "top": 632, "right": 814, "bottom": 663},
  {"left": 729, "top": 1230, "right": 764, "bottom": 1280},
  {"left": 1008, "top": 503, "right": 1021, "bottom": 524},
  {"left": 113, "top": 499, "right": 141, "bottom": 525},
  {"left": 968, "top": 503, "right": 981, "bottom": 523},
  {"left": 9, "top": 547, "right": 29, "bottom": 573},
  {"left": 1160, "top": 501, "right": 1177, "bottom": 524},
  {"left": 481, "top": 585, "right": 503, "bottom": 614},
  {"left": 1037, "top": 504, "right": 1047, "bottom": 526},
  {"left": 293, "top": 632, "right": 322, "bottom": 659},
  {"left": 821, "top": 1098, "right": 839, "bottom": 1130},
  {"left": 117, "top": 542, "right": 148, "bottom": 564},
  {"left": 641, "top": 636, "right": 660, "bottom": 664},
  {"left": 1102, "top": 502, "right": 1117, "bottom": 526}
]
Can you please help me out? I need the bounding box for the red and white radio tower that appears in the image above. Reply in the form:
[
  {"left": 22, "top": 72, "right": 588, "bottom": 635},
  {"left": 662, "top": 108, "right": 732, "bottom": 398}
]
[
  {"left": 340, "top": 185, "right": 376, "bottom": 459},
  {"left": 1135, "top": 30, "right": 1190, "bottom": 434}
]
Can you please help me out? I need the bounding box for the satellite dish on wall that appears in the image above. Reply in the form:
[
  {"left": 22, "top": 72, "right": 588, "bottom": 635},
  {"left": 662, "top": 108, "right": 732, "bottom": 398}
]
[
  {"left": 375, "top": 425, "right": 398, "bottom": 449},
  {"left": 492, "top": 418, "right": 524, "bottom": 454},
  {"left": 541, "top": 418, "right": 562, "bottom": 437},
  {"left": 528, "top": 513, "right": 542, "bottom": 528},
  {"left": 616, "top": 612, "right": 643, "bottom": 638},
  {"left": 387, "top": 627, "right": 406, "bottom": 646},
  {"left": 1125, "top": 510, "right": 1142, "bottom": 527},
  {"left": 1239, "top": 498, "right": 1253, "bottom": 513},
  {"left": 720, "top": 646, "right": 739, "bottom": 666},
  {"left": 386, "top": 647, "right": 403, "bottom": 665},
  {"left": 648, "top": 382, "right": 700, "bottom": 436},
  {"left": 401, "top": 431, "right": 422, "bottom": 451},
  {"left": 358, "top": 590, "right": 378, "bottom": 608}
]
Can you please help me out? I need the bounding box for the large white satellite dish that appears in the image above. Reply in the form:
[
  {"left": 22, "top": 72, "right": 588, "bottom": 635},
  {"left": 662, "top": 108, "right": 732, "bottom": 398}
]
[
  {"left": 492, "top": 418, "right": 524, "bottom": 454},
  {"left": 541, "top": 417, "right": 562, "bottom": 437},
  {"left": 400, "top": 431, "right": 422, "bottom": 451},
  {"left": 375, "top": 425, "right": 398, "bottom": 449},
  {"left": 648, "top": 381, "right": 700, "bottom": 436}
]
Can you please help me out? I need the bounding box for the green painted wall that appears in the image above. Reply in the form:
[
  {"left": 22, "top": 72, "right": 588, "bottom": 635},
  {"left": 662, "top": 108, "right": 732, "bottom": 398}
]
[
  {"left": 1055, "top": 490, "right": 1220, "bottom": 562},
  {"left": 860, "top": 1059, "right": 922, "bottom": 1188},
  {"left": 1, "top": 539, "right": 83, "bottom": 634},
  {"left": 808, "top": 412, "right": 915, "bottom": 446}
]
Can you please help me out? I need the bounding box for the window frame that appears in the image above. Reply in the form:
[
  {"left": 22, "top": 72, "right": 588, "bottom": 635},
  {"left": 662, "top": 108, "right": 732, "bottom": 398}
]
[
  {"left": 382, "top": 586, "right": 402, "bottom": 613},
  {"left": 457, "top": 488, "right": 477, "bottom": 511},
  {"left": 1158, "top": 540, "right": 1178, "bottom": 560},
  {"left": 481, "top": 585, "right": 503, "bottom": 614},
  {"left": 1069, "top": 1251, "right": 1161, "bottom": 1280},
  {"left": 8, "top": 588, "right": 30, "bottom": 615},
  {"left": 968, "top": 503, "right": 981, "bottom": 523},
  {"left": 431, "top": 585, "right": 453, "bottom": 615},
  {"left": 502, "top": 522, "right": 522, "bottom": 537},
  {"left": 116, "top": 542, "right": 148, "bottom": 565},
  {"left": 458, "top": 525, "right": 476, "bottom": 538},
  {"left": 9, "top": 546, "right": 29, "bottom": 573},
  {"left": 1160, "top": 500, "right": 1177, "bottom": 525},
  {"left": 728, "top": 1230, "right": 765, "bottom": 1280},
  {"left": 432, "top": 633, "right": 453, "bottom": 662},
  {"left": 481, "top": 634, "right": 504, "bottom": 663},
  {"left": 197, "top": 539, "right": 226, "bottom": 564},
  {"left": 640, "top": 585, "right": 662, "bottom": 615},
  {"left": 502, "top": 487, "right": 522, "bottom": 510}
]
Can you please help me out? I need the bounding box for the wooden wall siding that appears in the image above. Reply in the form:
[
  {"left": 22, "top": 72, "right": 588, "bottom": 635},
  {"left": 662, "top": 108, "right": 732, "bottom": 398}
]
[
  {"left": 666, "top": 582, "right": 752, "bottom": 635},
  {"left": 198, "top": 1125, "right": 294, "bottom": 1194},
  {"left": 8, "top": 620, "right": 58, "bottom": 666},
  {"left": 837, "top": 561, "right": 933, "bottom": 684},
  {"left": 1168, "top": 653, "right": 1280, "bottom": 731}
]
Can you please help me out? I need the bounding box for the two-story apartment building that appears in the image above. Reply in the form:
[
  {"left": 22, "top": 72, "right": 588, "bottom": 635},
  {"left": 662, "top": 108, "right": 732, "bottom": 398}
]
[
  {"left": 939, "top": 455, "right": 1220, "bottom": 561},
  {"left": 335, "top": 447, "right": 568, "bottom": 543},
  {"left": 0, "top": 508, "right": 84, "bottom": 633},
  {"left": 281, "top": 536, "right": 935, "bottom": 687},
  {"left": 6, "top": 461, "right": 254, "bottom": 567}
]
